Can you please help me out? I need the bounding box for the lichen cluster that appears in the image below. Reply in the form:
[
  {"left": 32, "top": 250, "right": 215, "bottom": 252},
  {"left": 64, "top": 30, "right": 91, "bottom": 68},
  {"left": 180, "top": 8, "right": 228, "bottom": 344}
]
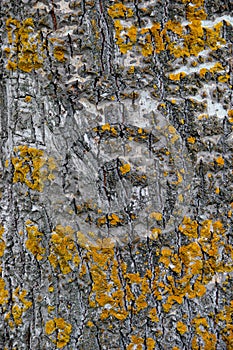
[
  {"left": 11, "top": 145, "right": 56, "bottom": 192},
  {"left": 108, "top": 1, "right": 225, "bottom": 58}
]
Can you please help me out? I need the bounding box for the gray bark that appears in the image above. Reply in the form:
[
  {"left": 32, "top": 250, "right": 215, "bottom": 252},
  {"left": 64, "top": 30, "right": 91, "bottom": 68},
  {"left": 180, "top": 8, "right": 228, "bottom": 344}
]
[{"left": 0, "top": 1, "right": 233, "bottom": 349}]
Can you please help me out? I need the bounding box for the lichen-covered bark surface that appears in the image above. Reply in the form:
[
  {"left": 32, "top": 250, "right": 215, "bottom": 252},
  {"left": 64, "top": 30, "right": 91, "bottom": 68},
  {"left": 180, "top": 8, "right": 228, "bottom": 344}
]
[{"left": 0, "top": 1, "right": 233, "bottom": 349}]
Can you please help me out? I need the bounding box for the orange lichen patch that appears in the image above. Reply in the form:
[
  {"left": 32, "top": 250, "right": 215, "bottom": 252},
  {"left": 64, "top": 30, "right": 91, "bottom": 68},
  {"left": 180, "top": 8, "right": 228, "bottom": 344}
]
[
  {"left": 113, "top": 20, "right": 136, "bottom": 54},
  {"left": 159, "top": 247, "right": 173, "bottom": 268},
  {"left": 127, "top": 335, "right": 144, "bottom": 350},
  {"left": 205, "top": 22, "right": 226, "bottom": 50},
  {"left": 13, "top": 287, "right": 32, "bottom": 310},
  {"left": 88, "top": 245, "right": 115, "bottom": 307},
  {"left": 45, "top": 318, "right": 72, "bottom": 348},
  {"left": 47, "top": 305, "right": 55, "bottom": 314},
  {"left": 53, "top": 46, "right": 65, "bottom": 62},
  {"left": 170, "top": 253, "right": 182, "bottom": 274},
  {"left": 6, "top": 17, "right": 43, "bottom": 72},
  {"left": 182, "top": 0, "right": 207, "bottom": 21},
  {"left": 149, "top": 307, "right": 159, "bottom": 322},
  {"left": 146, "top": 338, "right": 156, "bottom": 350},
  {"left": 48, "top": 286, "right": 54, "bottom": 293},
  {"left": 198, "top": 113, "right": 209, "bottom": 120},
  {"left": 24, "top": 95, "right": 31, "bottom": 102},
  {"left": 96, "top": 215, "right": 107, "bottom": 227},
  {"left": 6, "top": 60, "right": 17, "bottom": 70},
  {"left": 12, "top": 304, "right": 23, "bottom": 326},
  {"left": 210, "top": 62, "right": 224, "bottom": 73},
  {"left": 168, "top": 125, "right": 176, "bottom": 134},
  {"left": 135, "top": 293, "right": 148, "bottom": 312},
  {"left": 12, "top": 146, "right": 46, "bottom": 191},
  {"left": 86, "top": 320, "right": 94, "bottom": 327},
  {"left": 172, "top": 171, "right": 183, "bottom": 185},
  {"left": 150, "top": 212, "right": 163, "bottom": 220},
  {"left": 108, "top": 213, "right": 122, "bottom": 226},
  {"left": 218, "top": 74, "right": 230, "bottom": 83},
  {"left": 119, "top": 163, "right": 131, "bottom": 175},
  {"left": 5, "top": 287, "right": 33, "bottom": 327},
  {"left": 25, "top": 220, "right": 45, "bottom": 261},
  {"left": 199, "top": 61, "right": 225, "bottom": 78},
  {"left": 187, "top": 136, "right": 196, "bottom": 144},
  {"left": 199, "top": 220, "right": 212, "bottom": 239},
  {"left": 179, "top": 216, "right": 198, "bottom": 239},
  {"left": 163, "top": 295, "right": 184, "bottom": 312},
  {"left": 110, "top": 0, "right": 224, "bottom": 59},
  {"left": 175, "top": 218, "right": 228, "bottom": 292},
  {"left": 76, "top": 231, "right": 92, "bottom": 248},
  {"left": 127, "top": 25, "right": 137, "bottom": 43},
  {"left": 215, "top": 156, "right": 224, "bottom": 166},
  {"left": 128, "top": 66, "right": 135, "bottom": 74},
  {"left": 139, "top": 28, "right": 153, "bottom": 57},
  {"left": 169, "top": 72, "right": 186, "bottom": 81},
  {"left": 48, "top": 225, "right": 80, "bottom": 274},
  {"left": 101, "top": 123, "right": 111, "bottom": 131},
  {"left": 88, "top": 243, "right": 155, "bottom": 319},
  {"left": 198, "top": 220, "right": 225, "bottom": 259},
  {"left": 176, "top": 321, "right": 187, "bottom": 335},
  {"left": 227, "top": 110, "right": 233, "bottom": 123},
  {"left": 108, "top": 3, "right": 134, "bottom": 18},
  {"left": 165, "top": 20, "right": 183, "bottom": 36},
  {"left": 193, "top": 279, "right": 206, "bottom": 298},
  {"left": 0, "top": 225, "right": 6, "bottom": 258},
  {"left": 150, "top": 227, "right": 162, "bottom": 240},
  {"left": 0, "top": 277, "right": 9, "bottom": 305},
  {"left": 179, "top": 242, "right": 202, "bottom": 267},
  {"left": 191, "top": 317, "right": 217, "bottom": 350},
  {"left": 185, "top": 20, "right": 205, "bottom": 56},
  {"left": 215, "top": 302, "right": 233, "bottom": 348},
  {"left": 83, "top": 215, "right": 230, "bottom": 330},
  {"left": 150, "top": 22, "right": 165, "bottom": 52}
]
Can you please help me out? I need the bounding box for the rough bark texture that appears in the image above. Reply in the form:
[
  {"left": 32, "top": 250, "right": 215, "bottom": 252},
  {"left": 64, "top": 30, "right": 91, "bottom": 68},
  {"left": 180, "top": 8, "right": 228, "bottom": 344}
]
[{"left": 0, "top": 0, "right": 233, "bottom": 349}]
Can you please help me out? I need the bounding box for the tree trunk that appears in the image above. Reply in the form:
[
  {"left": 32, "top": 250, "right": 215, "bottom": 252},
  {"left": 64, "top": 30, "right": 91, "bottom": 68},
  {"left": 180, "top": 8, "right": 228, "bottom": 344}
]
[{"left": 1, "top": 1, "right": 233, "bottom": 349}]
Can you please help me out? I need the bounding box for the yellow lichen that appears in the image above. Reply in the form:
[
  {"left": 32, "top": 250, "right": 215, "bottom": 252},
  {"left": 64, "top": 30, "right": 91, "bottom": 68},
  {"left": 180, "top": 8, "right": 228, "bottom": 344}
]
[
  {"left": 149, "top": 307, "right": 159, "bottom": 322},
  {"left": 25, "top": 221, "right": 45, "bottom": 260},
  {"left": 191, "top": 316, "right": 217, "bottom": 350},
  {"left": 24, "top": 95, "right": 31, "bottom": 102},
  {"left": 169, "top": 72, "right": 186, "bottom": 81},
  {"left": 108, "top": 213, "right": 121, "bottom": 226},
  {"left": 101, "top": 123, "right": 111, "bottom": 131},
  {"left": 150, "top": 227, "right": 162, "bottom": 240},
  {"left": 215, "top": 156, "right": 224, "bottom": 166},
  {"left": 48, "top": 225, "right": 80, "bottom": 274},
  {"left": 127, "top": 335, "right": 144, "bottom": 350},
  {"left": 53, "top": 46, "right": 65, "bottom": 62},
  {"left": 0, "top": 226, "right": 6, "bottom": 258},
  {"left": 227, "top": 110, "right": 233, "bottom": 123},
  {"left": 45, "top": 318, "right": 72, "bottom": 348},
  {"left": 109, "top": 0, "right": 225, "bottom": 61},
  {"left": 12, "top": 146, "right": 45, "bottom": 191},
  {"left": 176, "top": 320, "right": 187, "bottom": 334},
  {"left": 120, "top": 163, "right": 131, "bottom": 175},
  {"left": 179, "top": 216, "right": 198, "bottom": 238},
  {"left": 150, "top": 212, "right": 163, "bottom": 221},
  {"left": 146, "top": 338, "right": 156, "bottom": 350},
  {"left": 86, "top": 320, "right": 94, "bottom": 327},
  {"left": 6, "top": 17, "right": 43, "bottom": 72},
  {"left": 187, "top": 136, "right": 196, "bottom": 144},
  {"left": 12, "top": 304, "right": 23, "bottom": 326},
  {"left": 108, "top": 3, "right": 134, "bottom": 18},
  {"left": 0, "top": 277, "right": 9, "bottom": 305}
]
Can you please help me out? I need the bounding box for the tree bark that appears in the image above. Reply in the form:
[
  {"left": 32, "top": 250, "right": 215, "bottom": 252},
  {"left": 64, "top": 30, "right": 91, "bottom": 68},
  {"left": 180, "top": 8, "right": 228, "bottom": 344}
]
[{"left": 1, "top": 1, "right": 233, "bottom": 349}]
